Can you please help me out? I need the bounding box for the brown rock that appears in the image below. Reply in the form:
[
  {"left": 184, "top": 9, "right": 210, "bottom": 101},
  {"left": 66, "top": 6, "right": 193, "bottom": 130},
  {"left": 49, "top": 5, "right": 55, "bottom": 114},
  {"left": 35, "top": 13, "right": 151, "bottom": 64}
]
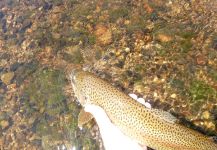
[
  {"left": 94, "top": 24, "right": 112, "bottom": 45},
  {"left": 156, "top": 33, "right": 173, "bottom": 42},
  {"left": 204, "top": 121, "right": 215, "bottom": 131},
  {"left": 201, "top": 111, "right": 210, "bottom": 120},
  {"left": 44, "top": 46, "right": 52, "bottom": 56},
  {"left": 7, "top": 83, "right": 16, "bottom": 89},
  {"left": 52, "top": 32, "right": 61, "bottom": 39},
  {"left": 0, "top": 120, "right": 9, "bottom": 130},
  {"left": 1, "top": 72, "right": 14, "bottom": 85},
  {"left": 143, "top": 3, "right": 154, "bottom": 13},
  {"left": 196, "top": 54, "right": 207, "bottom": 65},
  {"left": 170, "top": 93, "right": 177, "bottom": 99}
]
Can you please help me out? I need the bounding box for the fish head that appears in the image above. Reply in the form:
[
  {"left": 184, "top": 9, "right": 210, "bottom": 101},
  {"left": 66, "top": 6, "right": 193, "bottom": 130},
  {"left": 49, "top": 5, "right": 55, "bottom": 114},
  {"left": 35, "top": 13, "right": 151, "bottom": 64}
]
[{"left": 70, "top": 69, "right": 88, "bottom": 106}]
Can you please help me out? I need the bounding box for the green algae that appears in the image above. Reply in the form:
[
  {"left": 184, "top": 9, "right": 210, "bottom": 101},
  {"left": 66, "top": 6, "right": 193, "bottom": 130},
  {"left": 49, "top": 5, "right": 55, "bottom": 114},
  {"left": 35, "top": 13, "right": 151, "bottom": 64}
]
[
  {"left": 208, "top": 68, "right": 217, "bottom": 81},
  {"left": 22, "top": 67, "right": 99, "bottom": 149},
  {"left": 95, "top": 49, "right": 102, "bottom": 60},
  {"left": 72, "top": 1, "right": 95, "bottom": 19},
  {"left": 15, "top": 60, "right": 39, "bottom": 85},
  {"left": 152, "top": 24, "right": 195, "bottom": 54},
  {"left": 179, "top": 31, "right": 195, "bottom": 40},
  {"left": 36, "top": 118, "right": 52, "bottom": 136},
  {"left": 23, "top": 68, "right": 65, "bottom": 116},
  {"left": 178, "top": 30, "right": 195, "bottom": 53},
  {"left": 87, "top": 34, "right": 96, "bottom": 45},
  {"left": 70, "top": 29, "right": 96, "bottom": 46},
  {"left": 188, "top": 80, "right": 217, "bottom": 102},
  {"left": 126, "top": 17, "right": 147, "bottom": 34},
  {"left": 135, "top": 64, "right": 144, "bottom": 72},
  {"left": 180, "top": 40, "right": 193, "bottom": 53},
  {"left": 83, "top": 138, "right": 99, "bottom": 150},
  {"left": 152, "top": 28, "right": 175, "bottom": 56},
  {"left": 62, "top": 49, "right": 83, "bottom": 64},
  {"left": 21, "top": 68, "right": 69, "bottom": 149},
  {"left": 152, "top": 20, "right": 168, "bottom": 32},
  {"left": 62, "top": 46, "right": 84, "bottom": 64},
  {"left": 156, "top": 48, "right": 167, "bottom": 56},
  {"left": 170, "top": 78, "right": 185, "bottom": 91},
  {"left": 109, "top": 8, "right": 129, "bottom": 22}
]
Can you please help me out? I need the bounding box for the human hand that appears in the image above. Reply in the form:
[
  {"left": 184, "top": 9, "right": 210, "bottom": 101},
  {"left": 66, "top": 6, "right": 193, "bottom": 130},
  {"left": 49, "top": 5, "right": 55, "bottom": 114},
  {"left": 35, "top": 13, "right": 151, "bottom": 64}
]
[{"left": 84, "top": 104, "right": 147, "bottom": 150}]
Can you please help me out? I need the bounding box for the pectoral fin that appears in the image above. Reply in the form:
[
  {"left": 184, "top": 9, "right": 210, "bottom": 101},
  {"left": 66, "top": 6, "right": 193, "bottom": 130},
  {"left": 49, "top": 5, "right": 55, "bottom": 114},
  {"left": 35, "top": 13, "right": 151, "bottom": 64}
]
[
  {"left": 151, "top": 109, "right": 178, "bottom": 124},
  {"left": 78, "top": 108, "right": 94, "bottom": 128}
]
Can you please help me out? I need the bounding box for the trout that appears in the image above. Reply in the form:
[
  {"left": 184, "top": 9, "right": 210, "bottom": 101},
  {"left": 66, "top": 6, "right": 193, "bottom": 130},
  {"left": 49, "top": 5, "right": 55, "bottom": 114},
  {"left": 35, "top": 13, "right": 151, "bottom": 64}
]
[{"left": 70, "top": 69, "right": 217, "bottom": 150}]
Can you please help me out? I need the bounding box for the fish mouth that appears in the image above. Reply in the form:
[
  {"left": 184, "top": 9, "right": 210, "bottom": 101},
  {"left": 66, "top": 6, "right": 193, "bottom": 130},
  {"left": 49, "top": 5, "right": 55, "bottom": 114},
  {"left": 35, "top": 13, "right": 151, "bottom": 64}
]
[
  {"left": 70, "top": 68, "right": 81, "bottom": 85},
  {"left": 70, "top": 69, "right": 79, "bottom": 102},
  {"left": 69, "top": 69, "right": 78, "bottom": 87},
  {"left": 70, "top": 69, "right": 76, "bottom": 84}
]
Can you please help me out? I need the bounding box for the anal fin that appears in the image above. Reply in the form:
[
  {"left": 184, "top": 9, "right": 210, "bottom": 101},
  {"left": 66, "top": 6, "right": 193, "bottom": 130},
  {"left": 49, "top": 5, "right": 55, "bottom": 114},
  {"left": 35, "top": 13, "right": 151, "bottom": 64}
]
[{"left": 78, "top": 108, "right": 94, "bottom": 128}]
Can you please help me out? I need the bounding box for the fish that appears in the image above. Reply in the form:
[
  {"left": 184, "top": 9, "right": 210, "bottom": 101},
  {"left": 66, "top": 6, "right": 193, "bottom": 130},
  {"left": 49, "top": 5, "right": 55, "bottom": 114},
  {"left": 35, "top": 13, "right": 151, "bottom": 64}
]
[{"left": 70, "top": 69, "right": 217, "bottom": 150}]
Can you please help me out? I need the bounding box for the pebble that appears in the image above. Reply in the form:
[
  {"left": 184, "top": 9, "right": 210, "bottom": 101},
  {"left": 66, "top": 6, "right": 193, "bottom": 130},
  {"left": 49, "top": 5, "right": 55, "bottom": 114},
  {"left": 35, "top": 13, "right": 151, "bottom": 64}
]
[
  {"left": 201, "top": 111, "right": 210, "bottom": 120},
  {"left": 170, "top": 93, "right": 177, "bottom": 99},
  {"left": 196, "top": 54, "right": 207, "bottom": 65},
  {"left": 28, "top": 117, "right": 36, "bottom": 125},
  {"left": 7, "top": 83, "right": 16, "bottom": 89},
  {"left": 125, "top": 47, "right": 130, "bottom": 53},
  {"left": 1, "top": 72, "right": 14, "bottom": 85},
  {"left": 153, "top": 92, "right": 158, "bottom": 97},
  {"left": 134, "top": 83, "right": 145, "bottom": 93},
  {"left": 143, "top": 3, "right": 154, "bottom": 13},
  {"left": 156, "top": 33, "right": 172, "bottom": 42},
  {"left": 0, "top": 120, "right": 10, "bottom": 130},
  {"left": 204, "top": 121, "right": 215, "bottom": 130},
  {"left": 153, "top": 76, "right": 159, "bottom": 82},
  {"left": 0, "top": 111, "right": 8, "bottom": 120}
]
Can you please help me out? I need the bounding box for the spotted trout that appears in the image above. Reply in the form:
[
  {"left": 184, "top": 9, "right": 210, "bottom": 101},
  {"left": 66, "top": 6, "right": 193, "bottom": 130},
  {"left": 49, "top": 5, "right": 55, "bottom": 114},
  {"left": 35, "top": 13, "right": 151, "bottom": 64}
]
[{"left": 70, "top": 69, "right": 217, "bottom": 150}]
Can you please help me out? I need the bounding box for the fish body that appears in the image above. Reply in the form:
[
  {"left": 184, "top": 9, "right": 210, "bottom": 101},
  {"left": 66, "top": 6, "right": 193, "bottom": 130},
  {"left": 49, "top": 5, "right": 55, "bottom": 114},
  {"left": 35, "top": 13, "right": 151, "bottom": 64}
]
[{"left": 71, "top": 70, "right": 217, "bottom": 150}]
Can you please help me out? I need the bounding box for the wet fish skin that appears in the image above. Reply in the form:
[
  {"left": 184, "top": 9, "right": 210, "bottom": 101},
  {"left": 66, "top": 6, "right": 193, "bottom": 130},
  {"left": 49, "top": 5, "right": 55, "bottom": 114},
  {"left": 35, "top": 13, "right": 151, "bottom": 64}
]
[{"left": 71, "top": 70, "right": 217, "bottom": 150}]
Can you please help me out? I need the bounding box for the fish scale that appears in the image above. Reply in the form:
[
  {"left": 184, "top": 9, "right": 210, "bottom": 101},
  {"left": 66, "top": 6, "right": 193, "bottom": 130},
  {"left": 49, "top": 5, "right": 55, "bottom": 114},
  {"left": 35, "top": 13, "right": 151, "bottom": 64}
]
[{"left": 71, "top": 70, "right": 217, "bottom": 150}]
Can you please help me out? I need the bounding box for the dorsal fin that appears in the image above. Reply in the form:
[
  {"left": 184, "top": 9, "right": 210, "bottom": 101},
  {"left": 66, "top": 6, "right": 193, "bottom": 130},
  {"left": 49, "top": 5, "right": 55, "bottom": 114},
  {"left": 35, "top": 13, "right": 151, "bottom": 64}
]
[
  {"left": 78, "top": 108, "right": 94, "bottom": 128},
  {"left": 150, "top": 108, "right": 178, "bottom": 124}
]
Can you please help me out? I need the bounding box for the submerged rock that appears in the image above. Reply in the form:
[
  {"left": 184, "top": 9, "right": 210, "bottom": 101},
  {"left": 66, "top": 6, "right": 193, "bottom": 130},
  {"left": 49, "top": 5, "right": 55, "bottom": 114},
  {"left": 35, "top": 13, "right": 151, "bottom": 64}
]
[
  {"left": 0, "top": 120, "right": 10, "bottom": 130},
  {"left": 1, "top": 72, "right": 14, "bottom": 85},
  {"left": 94, "top": 24, "right": 112, "bottom": 46},
  {"left": 156, "top": 33, "right": 173, "bottom": 42}
]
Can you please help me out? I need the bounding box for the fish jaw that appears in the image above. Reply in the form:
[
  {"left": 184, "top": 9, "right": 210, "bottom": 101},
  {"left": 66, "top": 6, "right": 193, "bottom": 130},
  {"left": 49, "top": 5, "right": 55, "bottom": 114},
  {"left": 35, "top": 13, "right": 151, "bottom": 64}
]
[{"left": 70, "top": 69, "right": 87, "bottom": 105}]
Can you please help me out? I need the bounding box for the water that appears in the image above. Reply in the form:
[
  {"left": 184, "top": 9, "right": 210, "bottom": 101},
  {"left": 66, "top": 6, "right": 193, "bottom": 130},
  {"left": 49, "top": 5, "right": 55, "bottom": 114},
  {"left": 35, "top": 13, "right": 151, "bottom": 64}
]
[{"left": 0, "top": 0, "right": 217, "bottom": 149}]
